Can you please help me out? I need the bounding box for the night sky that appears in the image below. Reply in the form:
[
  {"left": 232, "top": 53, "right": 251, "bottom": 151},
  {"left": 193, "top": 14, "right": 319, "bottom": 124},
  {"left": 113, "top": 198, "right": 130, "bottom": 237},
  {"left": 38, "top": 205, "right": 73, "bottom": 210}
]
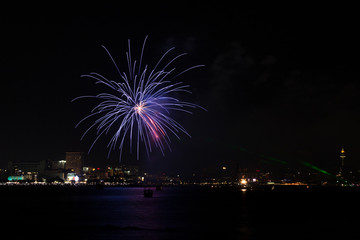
[{"left": 1, "top": 4, "right": 360, "bottom": 175}]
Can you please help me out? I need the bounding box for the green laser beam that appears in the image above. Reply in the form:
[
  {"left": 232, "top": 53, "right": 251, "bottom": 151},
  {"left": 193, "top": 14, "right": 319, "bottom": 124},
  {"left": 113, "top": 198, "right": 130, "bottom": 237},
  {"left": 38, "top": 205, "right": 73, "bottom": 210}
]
[
  {"left": 301, "top": 161, "right": 332, "bottom": 175},
  {"left": 205, "top": 137, "right": 336, "bottom": 177}
]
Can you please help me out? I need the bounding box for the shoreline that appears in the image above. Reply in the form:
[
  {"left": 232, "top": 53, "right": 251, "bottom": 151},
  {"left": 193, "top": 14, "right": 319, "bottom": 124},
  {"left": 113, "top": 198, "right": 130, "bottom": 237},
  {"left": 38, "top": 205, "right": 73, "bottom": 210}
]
[{"left": 1, "top": 182, "right": 360, "bottom": 193}]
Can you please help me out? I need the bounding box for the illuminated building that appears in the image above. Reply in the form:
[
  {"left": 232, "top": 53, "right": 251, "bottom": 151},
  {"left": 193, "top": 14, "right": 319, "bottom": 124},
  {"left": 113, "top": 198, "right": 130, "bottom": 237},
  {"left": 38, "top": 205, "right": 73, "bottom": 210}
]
[
  {"left": 338, "top": 148, "right": 346, "bottom": 177},
  {"left": 7, "top": 160, "right": 46, "bottom": 181},
  {"left": 50, "top": 160, "right": 66, "bottom": 170},
  {"left": 65, "top": 152, "right": 84, "bottom": 175},
  {"left": 8, "top": 176, "right": 24, "bottom": 181},
  {"left": 220, "top": 160, "right": 238, "bottom": 181},
  {"left": 66, "top": 172, "right": 79, "bottom": 182}
]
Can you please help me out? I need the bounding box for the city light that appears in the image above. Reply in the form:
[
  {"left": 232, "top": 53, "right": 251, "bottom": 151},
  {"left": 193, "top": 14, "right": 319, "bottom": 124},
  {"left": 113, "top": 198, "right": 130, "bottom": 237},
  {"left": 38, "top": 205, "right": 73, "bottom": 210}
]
[
  {"left": 240, "top": 179, "right": 247, "bottom": 185},
  {"left": 8, "top": 176, "right": 24, "bottom": 181},
  {"left": 2, "top": 146, "right": 357, "bottom": 187}
]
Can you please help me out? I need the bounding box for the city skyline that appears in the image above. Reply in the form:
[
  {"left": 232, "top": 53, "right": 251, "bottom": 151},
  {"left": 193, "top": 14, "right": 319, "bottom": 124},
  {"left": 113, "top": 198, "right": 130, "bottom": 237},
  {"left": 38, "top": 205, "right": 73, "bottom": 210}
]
[{"left": 2, "top": 147, "right": 355, "bottom": 185}]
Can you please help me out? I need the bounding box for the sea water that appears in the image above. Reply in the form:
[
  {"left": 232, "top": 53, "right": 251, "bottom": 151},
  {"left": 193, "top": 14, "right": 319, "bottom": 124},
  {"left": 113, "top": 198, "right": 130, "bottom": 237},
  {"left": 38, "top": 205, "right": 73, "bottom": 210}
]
[{"left": 1, "top": 185, "right": 360, "bottom": 239}]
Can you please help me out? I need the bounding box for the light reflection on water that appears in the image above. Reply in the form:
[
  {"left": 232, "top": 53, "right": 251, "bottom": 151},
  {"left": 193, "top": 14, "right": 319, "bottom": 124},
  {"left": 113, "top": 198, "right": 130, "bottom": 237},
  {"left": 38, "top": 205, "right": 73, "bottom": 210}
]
[
  {"left": 71, "top": 187, "right": 198, "bottom": 233},
  {"left": 2, "top": 186, "right": 360, "bottom": 239}
]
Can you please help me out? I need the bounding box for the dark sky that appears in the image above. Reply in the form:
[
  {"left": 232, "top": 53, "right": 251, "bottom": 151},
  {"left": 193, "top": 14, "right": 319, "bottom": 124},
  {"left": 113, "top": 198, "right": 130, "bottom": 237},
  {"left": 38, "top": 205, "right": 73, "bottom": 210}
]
[{"left": 1, "top": 4, "right": 360, "bottom": 175}]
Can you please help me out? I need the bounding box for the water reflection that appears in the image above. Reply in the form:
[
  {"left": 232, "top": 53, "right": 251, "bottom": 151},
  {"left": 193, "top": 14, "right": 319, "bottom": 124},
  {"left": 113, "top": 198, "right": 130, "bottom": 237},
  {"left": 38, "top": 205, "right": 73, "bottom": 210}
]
[{"left": 2, "top": 185, "right": 360, "bottom": 239}]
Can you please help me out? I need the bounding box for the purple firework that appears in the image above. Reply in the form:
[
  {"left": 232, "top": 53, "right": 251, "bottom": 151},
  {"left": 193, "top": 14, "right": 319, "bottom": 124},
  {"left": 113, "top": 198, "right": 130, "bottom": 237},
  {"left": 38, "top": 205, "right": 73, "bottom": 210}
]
[{"left": 73, "top": 36, "right": 205, "bottom": 160}]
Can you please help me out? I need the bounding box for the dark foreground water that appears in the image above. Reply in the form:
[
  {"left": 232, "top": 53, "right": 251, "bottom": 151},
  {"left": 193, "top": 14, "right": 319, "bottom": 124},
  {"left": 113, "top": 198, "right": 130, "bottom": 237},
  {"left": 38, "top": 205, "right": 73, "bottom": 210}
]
[{"left": 1, "top": 185, "right": 360, "bottom": 240}]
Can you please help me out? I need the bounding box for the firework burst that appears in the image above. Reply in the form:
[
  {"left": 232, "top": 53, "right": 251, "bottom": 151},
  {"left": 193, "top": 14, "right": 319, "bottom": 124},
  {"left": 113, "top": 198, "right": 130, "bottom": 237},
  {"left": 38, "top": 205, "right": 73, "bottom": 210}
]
[{"left": 73, "top": 36, "right": 205, "bottom": 160}]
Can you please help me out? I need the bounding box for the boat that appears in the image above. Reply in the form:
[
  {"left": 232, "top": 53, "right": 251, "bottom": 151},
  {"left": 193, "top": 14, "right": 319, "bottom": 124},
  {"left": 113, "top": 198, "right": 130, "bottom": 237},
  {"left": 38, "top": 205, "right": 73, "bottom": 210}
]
[{"left": 144, "top": 189, "right": 153, "bottom": 197}]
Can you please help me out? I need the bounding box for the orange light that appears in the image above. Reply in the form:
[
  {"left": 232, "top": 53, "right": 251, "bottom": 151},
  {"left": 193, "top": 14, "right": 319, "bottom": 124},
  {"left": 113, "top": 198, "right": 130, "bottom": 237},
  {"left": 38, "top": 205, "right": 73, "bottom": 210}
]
[{"left": 240, "top": 179, "right": 247, "bottom": 185}]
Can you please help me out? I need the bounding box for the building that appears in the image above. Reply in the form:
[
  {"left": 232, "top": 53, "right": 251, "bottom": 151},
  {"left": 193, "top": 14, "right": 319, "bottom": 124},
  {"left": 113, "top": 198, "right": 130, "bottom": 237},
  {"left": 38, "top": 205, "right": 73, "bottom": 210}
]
[
  {"left": 220, "top": 160, "right": 239, "bottom": 182},
  {"left": 43, "top": 160, "right": 67, "bottom": 181},
  {"left": 65, "top": 152, "right": 84, "bottom": 175},
  {"left": 337, "top": 148, "right": 346, "bottom": 177},
  {"left": 50, "top": 160, "right": 66, "bottom": 170},
  {"left": 8, "top": 160, "right": 47, "bottom": 174},
  {"left": 7, "top": 160, "right": 47, "bottom": 181}
]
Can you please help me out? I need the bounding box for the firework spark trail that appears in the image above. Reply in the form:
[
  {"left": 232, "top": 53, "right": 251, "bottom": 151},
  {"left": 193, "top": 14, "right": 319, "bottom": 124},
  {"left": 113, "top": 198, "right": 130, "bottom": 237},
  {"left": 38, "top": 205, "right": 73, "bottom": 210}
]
[{"left": 73, "top": 36, "right": 205, "bottom": 160}]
